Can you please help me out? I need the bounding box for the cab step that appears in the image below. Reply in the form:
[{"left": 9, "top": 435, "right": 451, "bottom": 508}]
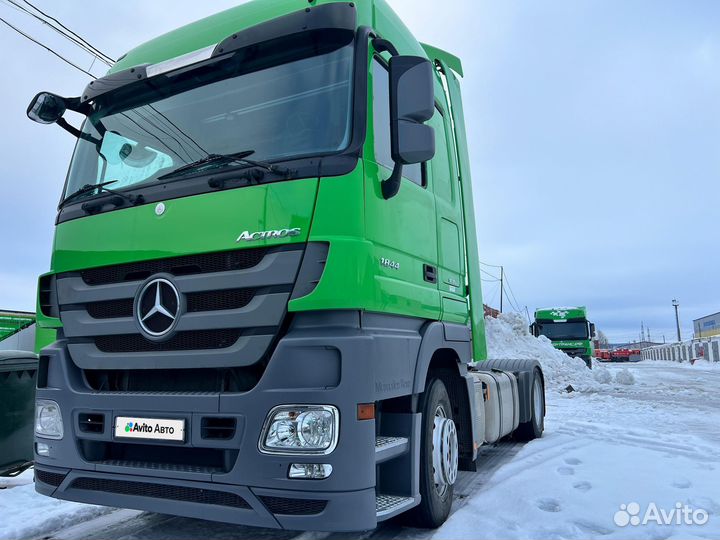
[
  {"left": 376, "top": 493, "right": 415, "bottom": 519},
  {"left": 375, "top": 436, "right": 408, "bottom": 463}
]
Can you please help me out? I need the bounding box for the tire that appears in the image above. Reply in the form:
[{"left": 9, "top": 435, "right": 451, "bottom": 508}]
[
  {"left": 515, "top": 368, "right": 545, "bottom": 441},
  {"left": 406, "top": 378, "right": 457, "bottom": 528}
]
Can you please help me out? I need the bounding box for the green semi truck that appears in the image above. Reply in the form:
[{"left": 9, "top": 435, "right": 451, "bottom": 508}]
[
  {"left": 531, "top": 306, "right": 595, "bottom": 366},
  {"left": 26, "top": 0, "right": 545, "bottom": 531}
]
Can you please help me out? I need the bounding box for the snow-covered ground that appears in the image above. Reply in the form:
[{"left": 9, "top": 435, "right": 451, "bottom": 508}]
[
  {"left": 437, "top": 315, "right": 720, "bottom": 539},
  {"left": 1, "top": 314, "right": 718, "bottom": 540}
]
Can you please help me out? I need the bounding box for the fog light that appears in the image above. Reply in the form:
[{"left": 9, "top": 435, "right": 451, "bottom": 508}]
[
  {"left": 289, "top": 463, "right": 333, "bottom": 479},
  {"left": 35, "top": 399, "right": 63, "bottom": 440},
  {"left": 260, "top": 405, "right": 338, "bottom": 455},
  {"left": 36, "top": 442, "right": 51, "bottom": 456}
]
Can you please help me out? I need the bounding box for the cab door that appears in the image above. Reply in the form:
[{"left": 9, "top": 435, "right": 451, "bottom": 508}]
[
  {"left": 428, "top": 104, "right": 468, "bottom": 323},
  {"left": 363, "top": 55, "right": 440, "bottom": 320}
]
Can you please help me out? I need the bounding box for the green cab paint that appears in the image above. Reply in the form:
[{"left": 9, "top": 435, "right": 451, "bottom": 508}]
[
  {"left": 37, "top": 0, "right": 489, "bottom": 359},
  {"left": 51, "top": 180, "right": 318, "bottom": 273}
]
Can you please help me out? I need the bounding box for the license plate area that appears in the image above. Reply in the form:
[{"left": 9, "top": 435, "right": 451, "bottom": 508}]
[{"left": 114, "top": 416, "right": 185, "bottom": 442}]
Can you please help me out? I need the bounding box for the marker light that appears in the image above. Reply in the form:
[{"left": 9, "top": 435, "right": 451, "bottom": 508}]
[{"left": 146, "top": 45, "right": 217, "bottom": 78}]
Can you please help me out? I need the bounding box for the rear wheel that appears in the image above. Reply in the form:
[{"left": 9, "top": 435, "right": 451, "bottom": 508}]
[
  {"left": 515, "top": 369, "right": 545, "bottom": 441},
  {"left": 408, "top": 378, "right": 458, "bottom": 528}
]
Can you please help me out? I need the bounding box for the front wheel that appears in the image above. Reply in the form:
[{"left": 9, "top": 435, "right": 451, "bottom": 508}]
[
  {"left": 515, "top": 368, "right": 545, "bottom": 441},
  {"left": 407, "top": 378, "right": 458, "bottom": 528}
]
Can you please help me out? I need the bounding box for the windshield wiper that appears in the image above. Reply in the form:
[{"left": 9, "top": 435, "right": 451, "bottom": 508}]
[
  {"left": 59, "top": 180, "right": 143, "bottom": 211},
  {"left": 59, "top": 180, "right": 118, "bottom": 208},
  {"left": 157, "top": 150, "right": 290, "bottom": 181}
]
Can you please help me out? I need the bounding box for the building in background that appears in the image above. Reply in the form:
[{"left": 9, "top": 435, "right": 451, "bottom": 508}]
[{"left": 694, "top": 311, "right": 720, "bottom": 338}]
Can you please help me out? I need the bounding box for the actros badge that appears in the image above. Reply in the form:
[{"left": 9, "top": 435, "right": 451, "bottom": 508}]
[{"left": 236, "top": 228, "right": 301, "bottom": 242}]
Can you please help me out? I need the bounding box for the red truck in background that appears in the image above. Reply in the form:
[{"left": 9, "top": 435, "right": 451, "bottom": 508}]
[
  {"left": 610, "top": 348, "right": 642, "bottom": 362},
  {"left": 595, "top": 349, "right": 612, "bottom": 362}
]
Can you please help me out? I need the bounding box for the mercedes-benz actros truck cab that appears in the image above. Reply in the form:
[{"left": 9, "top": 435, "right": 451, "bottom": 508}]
[{"left": 27, "top": 0, "right": 545, "bottom": 531}]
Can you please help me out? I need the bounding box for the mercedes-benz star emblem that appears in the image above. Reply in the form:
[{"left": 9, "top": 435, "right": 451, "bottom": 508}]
[{"left": 136, "top": 278, "right": 180, "bottom": 337}]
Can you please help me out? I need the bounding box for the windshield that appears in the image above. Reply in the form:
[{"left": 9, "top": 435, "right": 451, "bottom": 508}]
[
  {"left": 537, "top": 321, "right": 589, "bottom": 341},
  {"left": 63, "top": 42, "right": 354, "bottom": 200}
]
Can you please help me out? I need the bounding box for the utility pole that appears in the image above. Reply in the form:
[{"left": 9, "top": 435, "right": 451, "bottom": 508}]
[
  {"left": 524, "top": 305, "right": 531, "bottom": 324},
  {"left": 499, "top": 266, "right": 504, "bottom": 313},
  {"left": 647, "top": 327, "right": 651, "bottom": 343},
  {"left": 641, "top": 321, "right": 645, "bottom": 343},
  {"left": 672, "top": 299, "right": 681, "bottom": 342}
]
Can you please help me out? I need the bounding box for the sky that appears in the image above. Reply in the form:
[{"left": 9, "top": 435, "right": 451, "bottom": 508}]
[{"left": 0, "top": 0, "right": 718, "bottom": 343}]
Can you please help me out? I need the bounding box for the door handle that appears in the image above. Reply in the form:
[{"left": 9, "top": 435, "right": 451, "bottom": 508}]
[{"left": 423, "top": 264, "right": 437, "bottom": 283}]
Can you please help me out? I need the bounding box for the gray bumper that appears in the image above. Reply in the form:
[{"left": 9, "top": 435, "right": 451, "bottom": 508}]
[
  {"left": 32, "top": 312, "right": 410, "bottom": 531},
  {"left": 35, "top": 465, "right": 376, "bottom": 531}
]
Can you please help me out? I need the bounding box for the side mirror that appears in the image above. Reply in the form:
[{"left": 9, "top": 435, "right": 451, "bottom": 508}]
[
  {"left": 589, "top": 323, "right": 596, "bottom": 338},
  {"left": 382, "top": 55, "right": 435, "bottom": 199},
  {"left": 529, "top": 322, "right": 538, "bottom": 336},
  {"left": 27, "top": 92, "right": 67, "bottom": 124}
]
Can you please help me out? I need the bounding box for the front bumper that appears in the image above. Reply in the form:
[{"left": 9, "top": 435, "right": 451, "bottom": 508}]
[
  {"left": 35, "top": 465, "right": 376, "bottom": 531},
  {"left": 33, "top": 312, "right": 399, "bottom": 531}
]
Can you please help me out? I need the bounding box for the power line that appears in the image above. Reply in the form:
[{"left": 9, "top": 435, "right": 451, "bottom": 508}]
[
  {"left": 479, "top": 260, "right": 503, "bottom": 269},
  {"left": 10, "top": 0, "right": 115, "bottom": 64},
  {"left": 480, "top": 268, "right": 500, "bottom": 280},
  {"left": 0, "top": 15, "right": 95, "bottom": 77},
  {"left": 503, "top": 271, "right": 523, "bottom": 313},
  {"left": 501, "top": 281, "right": 521, "bottom": 313},
  {"left": 486, "top": 281, "right": 500, "bottom": 308}
]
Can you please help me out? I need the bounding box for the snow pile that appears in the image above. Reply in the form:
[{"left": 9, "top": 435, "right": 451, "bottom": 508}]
[
  {"left": 0, "top": 478, "right": 113, "bottom": 540},
  {"left": 615, "top": 368, "right": 635, "bottom": 385},
  {"left": 0, "top": 482, "right": 113, "bottom": 539},
  {"left": 483, "top": 313, "right": 631, "bottom": 392}
]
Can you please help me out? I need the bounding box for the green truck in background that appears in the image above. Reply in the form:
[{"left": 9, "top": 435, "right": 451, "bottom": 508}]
[
  {"left": 531, "top": 306, "right": 595, "bottom": 367},
  {"left": 25, "top": 0, "right": 546, "bottom": 531}
]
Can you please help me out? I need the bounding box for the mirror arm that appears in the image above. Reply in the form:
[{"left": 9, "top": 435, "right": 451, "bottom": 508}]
[
  {"left": 381, "top": 161, "right": 403, "bottom": 199},
  {"left": 372, "top": 37, "right": 405, "bottom": 200},
  {"left": 372, "top": 38, "right": 399, "bottom": 57},
  {"left": 55, "top": 117, "right": 82, "bottom": 138},
  {"left": 56, "top": 117, "right": 102, "bottom": 145}
]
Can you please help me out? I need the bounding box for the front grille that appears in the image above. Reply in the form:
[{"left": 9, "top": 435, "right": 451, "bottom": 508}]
[
  {"left": 259, "top": 495, "right": 328, "bottom": 516},
  {"left": 79, "top": 440, "right": 236, "bottom": 473},
  {"left": 79, "top": 413, "right": 105, "bottom": 434},
  {"left": 95, "top": 329, "right": 243, "bottom": 353},
  {"left": 58, "top": 246, "right": 305, "bottom": 391},
  {"left": 201, "top": 417, "right": 237, "bottom": 440},
  {"left": 186, "top": 288, "right": 256, "bottom": 312},
  {"left": 81, "top": 248, "right": 268, "bottom": 285},
  {"left": 84, "top": 288, "right": 257, "bottom": 320},
  {"left": 84, "top": 366, "right": 263, "bottom": 393},
  {"left": 86, "top": 299, "right": 134, "bottom": 319},
  {"left": 560, "top": 348, "right": 586, "bottom": 358},
  {"left": 35, "top": 468, "right": 66, "bottom": 487},
  {"left": 70, "top": 478, "right": 251, "bottom": 509}
]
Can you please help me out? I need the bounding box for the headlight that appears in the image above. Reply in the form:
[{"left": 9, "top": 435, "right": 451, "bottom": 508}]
[
  {"left": 260, "top": 405, "right": 338, "bottom": 455},
  {"left": 35, "top": 399, "right": 63, "bottom": 440}
]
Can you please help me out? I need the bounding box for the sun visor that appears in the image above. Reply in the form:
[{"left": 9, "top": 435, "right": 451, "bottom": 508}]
[{"left": 80, "top": 3, "right": 357, "bottom": 106}]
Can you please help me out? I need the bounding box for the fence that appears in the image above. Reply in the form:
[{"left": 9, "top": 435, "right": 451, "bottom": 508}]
[{"left": 642, "top": 337, "right": 720, "bottom": 363}]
